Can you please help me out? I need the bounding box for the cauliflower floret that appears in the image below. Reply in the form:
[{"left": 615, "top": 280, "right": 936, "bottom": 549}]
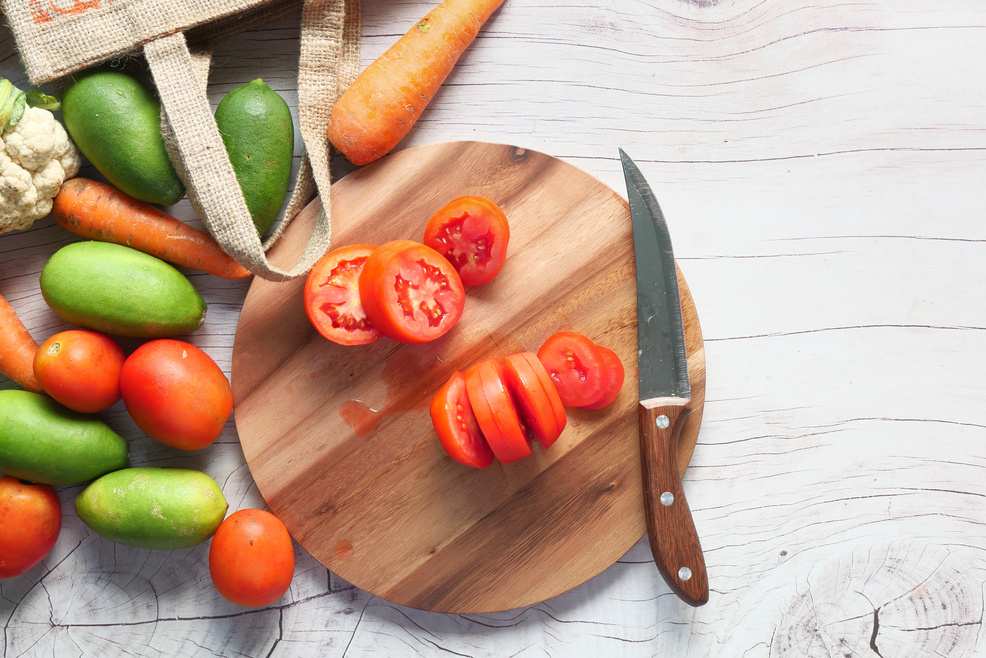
[{"left": 0, "top": 106, "right": 81, "bottom": 234}]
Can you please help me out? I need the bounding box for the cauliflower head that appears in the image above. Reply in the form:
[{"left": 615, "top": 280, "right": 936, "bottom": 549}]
[{"left": 0, "top": 105, "right": 81, "bottom": 234}]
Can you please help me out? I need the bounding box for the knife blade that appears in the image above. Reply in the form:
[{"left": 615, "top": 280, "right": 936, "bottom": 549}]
[{"left": 620, "top": 149, "right": 709, "bottom": 607}]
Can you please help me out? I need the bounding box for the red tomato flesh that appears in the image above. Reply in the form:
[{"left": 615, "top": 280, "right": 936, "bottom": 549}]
[
  {"left": 502, "top": 352, "right": 566, "bottom": 449},
  {"left": 581, "top": 345, "right": 626, "bottom": 410},
  {"left": 423, "top": 196, "right": 510, "bottom": 286},
  {"left": 464, "top": 359, "right": 532, "bottom": 464},
  {"left": 305, "top": 244, "right": 381, "bottom": 346},
  {"left": 430, "top": 371, "right": 495, "bottom": 468},
  {"left": 359, "top": 240, "right": 466, "bottom": 344},
  {"left": 536, "top": 331, "right": 608, "bottom": 407}
]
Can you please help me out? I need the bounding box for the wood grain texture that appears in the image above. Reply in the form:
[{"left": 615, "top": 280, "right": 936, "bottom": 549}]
[
  {"left": 2, "top": 0, "right": 986, "bottom": 655},
  {"left": 231, "top": 141, "right": 706, "bottom": 613}
]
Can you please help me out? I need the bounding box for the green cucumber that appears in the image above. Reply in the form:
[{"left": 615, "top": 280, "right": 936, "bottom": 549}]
[
  {"left": 215, "top": 78, "right": 294, "bottom": 235},
  {"left": 75, "top": 468, "right": 228, "bottom": 550},
  {"left": 61, "top": 68, "right": 185, "bottom": 206},
  {"left": 40, "top": 241, "right": 206, "bottom": 338},
  {"left": 0, "top": 390, "right": 129, "bottom": 485}
]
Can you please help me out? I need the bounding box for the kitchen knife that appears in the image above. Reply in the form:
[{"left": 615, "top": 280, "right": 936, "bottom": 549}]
[{"left": 620, "top": 149, "right": 709, "bottom": 607}]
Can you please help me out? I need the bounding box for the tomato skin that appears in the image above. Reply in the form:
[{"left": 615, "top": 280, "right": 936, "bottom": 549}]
[
  {"left": 209, "top": 509, "right": 295, "bottom": 607},
  {"left": 304, "top": 244, "right": 381, "bottom": 346},
  {"left": 358, "top": 240, "right": 466, "bottom": 344},
  {"left": 502, "top": 352, "right": 567, "bottom": 449},
  {"left": 581, "top": 345, "right": 625, "bottom": 410},
  {"left": 536, "top": 332, "right": 608, "bottom": 408},
  {"left": 120, "top": 340, "right": 233, "bottom": 451},
  {"left": 431, "top": 372, "right": 495, "bottom": 468},
  {"left": 33, "top": 330, "right": 125, "bottom": 413},
  {"left": 464, "top": 359, "right": 531, "bottom": 464},
  {"left": 0, "top": 475, "right": 61, "bottom": 578},
  {"left": 422, "top": 196, "right": 510, "bottom": 286}
]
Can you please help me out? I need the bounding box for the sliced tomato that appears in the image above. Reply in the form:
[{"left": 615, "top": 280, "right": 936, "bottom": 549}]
[
  {"left": 502, "top": 352, "right": 566, "bottom": 449},
  {"left": 359, "top": 240, "right": 466, "bottom": 344},
  {"left": 581, "top": 345, "right": 625, "bottom": 410},
  {"left": 464, "top": 359, "right": 532, "bottom": 464},
  {"left": 422, "top": 196, "right": 510, "bottom": 286},
  {"left": 431, "top": 372, "right": 495, "bottom": 468},
  {"left": 536, "top": 331, "right": 608, "bottom": 408},
  {"left": 304, "top": 244, "right": 381, "bottom": 345}
]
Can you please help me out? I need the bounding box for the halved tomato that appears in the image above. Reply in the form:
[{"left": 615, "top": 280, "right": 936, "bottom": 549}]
[
  {"left": 359, "top": 240, "right": 466, "bottom": 344},
  {"left": 502, "top": 352, "right": 566, "bottom": 449},
  {"left": 581, "top": 345, "right": 625, "bottom": 410},
  {"left": 431, "top": 372, "right": 494, "bottom": 468},
  {"left": 464, "top": 359, "right": 532, "bottom": 464},
  {"left": 304, "top": 244, "right": 381, "bottom": 345},
  {"left": 423, "top": 196, "right": 510, "bottom": 286},
  {"left": 536, "top": 331, "right": 608, "bottom": 407}
]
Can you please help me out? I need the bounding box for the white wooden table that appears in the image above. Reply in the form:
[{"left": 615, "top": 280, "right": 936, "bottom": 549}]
[{"left": 3, "top": 1, "right": 986, "bottom": 655}]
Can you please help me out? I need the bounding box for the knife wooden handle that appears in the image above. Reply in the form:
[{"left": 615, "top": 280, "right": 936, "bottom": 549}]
[{"left": 639, "top": 397, "right": 709, "bottom": 606}]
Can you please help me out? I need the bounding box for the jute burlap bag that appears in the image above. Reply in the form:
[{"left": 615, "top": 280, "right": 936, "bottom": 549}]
[{"left": 1, "top": 0, "right": 361, "bottom": 280}]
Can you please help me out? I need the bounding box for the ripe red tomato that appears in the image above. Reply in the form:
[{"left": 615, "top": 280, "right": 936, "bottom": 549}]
[
  {"left": 422, "top": 195, "right": 510, "bottom": 286},
  {"left": 581, "top": 345, "right": 625, "bottom": 410},
  {"left": 358, "top": 240, "right": 466, "bottom": 344},
  {"left": 464, "top": 359, "right": 531, "bottom": 464},
  {"left": 431, "top": 371, "right": 494, "bottom": 468},
  {"left": 209, "top": 509, "right": 295, "bottom": 607},
  {"left": 304, "top": 244, "right": 382, "bottom": 346},
  {"left": 536, "top": 331, "right": 608, "bottom": 407},
  {"left": 33, "top": 329, "right": 125, "bottom": 413},
  {"left": 502, "top": 352, "right": 567, "bottom": 449},
  {"left": 0, "top": 475, "right": 61, "bottom": 578},
  {"left": 120, "top": 339, "right": 233, "bottom": 451}
]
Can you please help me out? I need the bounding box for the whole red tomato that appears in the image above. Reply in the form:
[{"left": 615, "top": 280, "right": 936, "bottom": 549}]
[
  {"left": 33, "top": 329, "right": 126, "bottom": 413},
  {"left": 120, "top": 339, "right": 233, "bottom": 451},
  {"left": 209, "top": 509, "right": 295, "bottom": 607},
  {"left": 0, "top": 475, "right": 62, "bottom": 578}
]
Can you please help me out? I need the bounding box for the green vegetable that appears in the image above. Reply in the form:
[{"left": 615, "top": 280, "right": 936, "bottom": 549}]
[
  {"left": 215, "top": 78, "right": 294, "bottom": 235},
  {"left": 40, "top": 241, "right": 207, "bottom": 338},
  {"left": 0, "top": 390, "right": 129, "bottom": 485},
  {"left": 76, "top": 468, "right": 228, "bottom": 550},
  {"left": 0, "top": 78, "right": 27, "bottom": 130},
  {"left": 61, "top": 69, "right": 185, "bottom": 206}
]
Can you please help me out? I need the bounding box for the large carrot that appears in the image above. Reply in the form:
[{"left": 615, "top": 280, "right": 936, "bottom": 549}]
[
  {"left": 52, "top": 178, "right": 252, "bottom": 279},
  {"left": 0, "top": 293, "right": 42, "bottom": 393},
  {"left": 328, "top": 0, "right": 506, "bottom": 166}
]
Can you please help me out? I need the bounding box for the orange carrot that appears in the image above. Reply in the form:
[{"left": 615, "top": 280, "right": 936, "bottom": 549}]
[
  {"left": 52, "top": 178, "right": 253, "bottom": 279},
  {"left": 0, "top": 292, "right": 42, "bottom": 393},
  {"left": 328, "top": 0, "right": 507, "bottom": 166}
]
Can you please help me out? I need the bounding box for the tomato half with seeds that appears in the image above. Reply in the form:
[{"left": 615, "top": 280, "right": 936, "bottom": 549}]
[
  {"left": 502, "top": 352, "right": 566, "bottom": 449},
  {"left": 423, "top": 195, "right": 510, "bottom": 286},
  {"left": 581, "top": 345, "right": 626, "bottom": 410},
  {"left": 536, "top": 331, "right": 608, "bottom": 408},
  {"left": 464, "top": 359, "right": 531, "bottom": 464},
  {"left": 431, "top": 372, "right": 494, "bottom": 468},
  {"left": 305, "top": 244, "right": 381, "bottom": 346},
  {"left": 0, "top": 475, "right": 61, "bottom": 578},
  {"left": 358, "top": 240, "right": 466, "bottom": 344}
]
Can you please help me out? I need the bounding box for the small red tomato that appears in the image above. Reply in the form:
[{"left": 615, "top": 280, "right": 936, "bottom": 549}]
[
  {"left": 33, "top": 330, "right": 125, "bottom": 413},
  {"left": 464, "top": 359, "right": 531, "bottom": 464},
  {"left": 581, "top": 345, "right": 625, "bottom": 410},
  {"left": 0, "top": 475, "right": 62, "bottom": 578},
  {"left": 209, "top": 509, "right": 295, "bottom": 607},
  {"left": 120, "top": 339, "right": 233, "bottom": 451},
  {"left": 423, "top": 195, "right": 510, "bottom": 286},
  {"left": 502, "top": 352, "right": 567, "bottom": 449},
  {"left": 536, "top": 331, "right": 608, "bottom": 408},
  {"left": 304, "top": 244, "right": 381, "bottom": 346},
  {"left": 358, "top": 240, "right": 466, "bottom": 344},
  {"left": 431, "top": 371, "right": 494, "bottom": 468}
]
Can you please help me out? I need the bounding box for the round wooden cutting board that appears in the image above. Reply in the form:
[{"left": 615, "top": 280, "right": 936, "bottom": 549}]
[{"left": 231, "top": 141, "right": 706, "bottom": 614}]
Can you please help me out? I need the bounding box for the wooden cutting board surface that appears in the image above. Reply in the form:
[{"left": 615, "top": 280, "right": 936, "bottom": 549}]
[{"left": 231, "top": 141, "right": 705, "bottom": 614}]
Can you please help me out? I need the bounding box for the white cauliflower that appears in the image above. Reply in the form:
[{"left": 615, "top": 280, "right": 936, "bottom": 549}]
[{"left": 0, "top": 84, "right": 81, "bottom": 234}]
